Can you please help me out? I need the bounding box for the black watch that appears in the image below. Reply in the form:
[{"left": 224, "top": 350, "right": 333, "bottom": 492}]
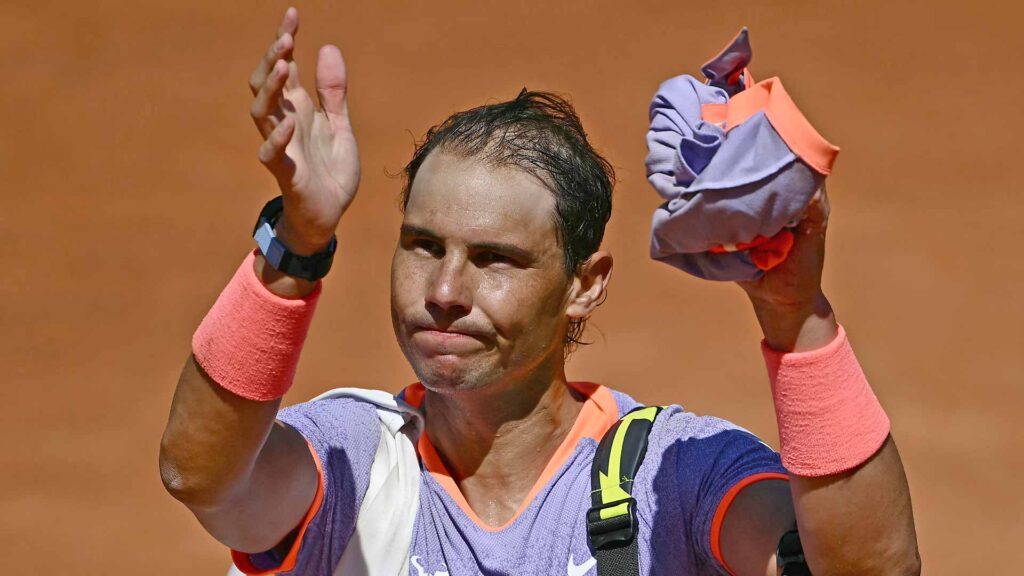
[{"left": 252, "top": 196, "right": 337, "bottom": 282}]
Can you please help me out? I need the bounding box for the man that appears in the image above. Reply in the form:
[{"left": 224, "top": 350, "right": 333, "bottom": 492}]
[{"left": 160, "top": 7, "right": 920, "bottom": 575}]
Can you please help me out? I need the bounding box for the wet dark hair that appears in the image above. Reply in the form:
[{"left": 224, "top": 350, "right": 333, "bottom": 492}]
[{"left": 401, "top": 89, "right": 615, "bottom": 355}]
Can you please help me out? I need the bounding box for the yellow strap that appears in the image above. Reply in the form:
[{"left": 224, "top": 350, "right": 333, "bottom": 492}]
[{"left": 597, "top": 406, "right": 660, "bottom": 519}]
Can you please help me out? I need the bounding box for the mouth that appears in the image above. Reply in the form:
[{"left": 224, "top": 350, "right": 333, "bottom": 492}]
[
  {"left": 419, "top": 328, "right": 474, "bottom": 336},
  {"left": 409, "top": 324, "right": 488, "bottom": 354},
  {"left": 411, "top": 321, "right": 483, "bottom": 337}
]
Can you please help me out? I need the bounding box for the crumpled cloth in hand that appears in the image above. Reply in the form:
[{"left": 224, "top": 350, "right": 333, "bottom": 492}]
[{"left": 645, "top": 28, "right": 840, "bottom": 281}]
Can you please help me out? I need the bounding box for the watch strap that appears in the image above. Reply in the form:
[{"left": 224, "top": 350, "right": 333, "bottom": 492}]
[{"left": 253, "top": 196, "right": 336, "bottom": 282}]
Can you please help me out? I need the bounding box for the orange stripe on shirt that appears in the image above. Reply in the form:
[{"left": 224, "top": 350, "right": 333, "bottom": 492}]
[
  {"left": 710, "top": 471, "right": 791, "bottom": 576},
  {"left": 404, "top": 381, "right": 620, "bottom": 532}
]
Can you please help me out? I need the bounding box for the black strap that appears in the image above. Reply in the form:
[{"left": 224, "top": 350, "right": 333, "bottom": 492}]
[
  {"left": 593, "top": 540, "right": 640, "bottom": 576},
  {"left": 777, "top": 529, "right": 812, "bottom": 575},
  {"left": 587, "top": 406, "right": 663, "bottom": 576}
]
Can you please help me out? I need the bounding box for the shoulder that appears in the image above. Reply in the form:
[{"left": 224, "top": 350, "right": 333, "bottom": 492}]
[
  {"left": 647, "top": 405, "right": 781, "bottom": 474},
  {"left": 279, "top": 395, "right": 382, "bottom": 437},
  {"left": 606, "top": 386, "right": 643, "bottom": 417},
  {"left": 276, "top": 394, "right": 384, "bottom": 471},
  {"left": 598, "top": 387, "right": 782, "bottom": 487},
  {"left": 641, "top": 404, "right": 786, "bottom": 529},
  {"left": 634, "top": 405, "right": 785, "bottom": 566},
  {"left": 600, "top": 386, "right": 770, "bottom": 451},
  {"left": 653, "top": 405, "right": 767, "bottom": 444},
  {"left": 603, "top": 386, "right": 765, "bottom": 443}
]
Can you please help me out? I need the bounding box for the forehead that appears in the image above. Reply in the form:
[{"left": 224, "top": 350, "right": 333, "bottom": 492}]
[{"left": 404, "top": 151, "right": 560, "bottom": 247}]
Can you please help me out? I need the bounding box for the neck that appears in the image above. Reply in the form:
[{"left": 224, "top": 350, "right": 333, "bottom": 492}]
[{"left": 422, "top": 360, "right": 585, "bottom": 526}]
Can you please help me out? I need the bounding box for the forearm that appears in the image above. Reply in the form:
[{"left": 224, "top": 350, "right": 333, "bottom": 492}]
[
  {"left": 159, "top": 248, "right": 322, "bottom": 550},
  {"left": 160, "top": 251, "right": 317, "bottom": 504},
  {"left": 752, "top": 294, "right": 920, "bottom": 575},
  {"left": 162, "top": 220, "right": 330, "bottom": 493},
  {"left": 749, "top": 290, "right": 837, "bottom": 353}
]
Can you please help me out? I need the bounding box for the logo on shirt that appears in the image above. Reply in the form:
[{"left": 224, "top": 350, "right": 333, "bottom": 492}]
[
  {"left": 567, "top": 554, "right": 597, "bottom": 576},
  {"left": 411, "top": 556, "right": 450, "bottom": 576}
]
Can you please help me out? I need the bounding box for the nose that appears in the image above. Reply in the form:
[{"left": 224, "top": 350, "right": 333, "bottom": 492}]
[{"left": 425, "top": 252, "right": 473, "bottom": 315}]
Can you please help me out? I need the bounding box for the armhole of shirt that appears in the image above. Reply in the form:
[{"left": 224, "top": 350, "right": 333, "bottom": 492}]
[
  {"left": 708, "top": 472, "right": 790, "bottom": 576},
  {"left": 230, "top": 438, "right": 326, "bottom": 575}
]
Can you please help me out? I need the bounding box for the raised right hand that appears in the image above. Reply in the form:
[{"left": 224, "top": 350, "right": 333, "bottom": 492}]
[{"left": 249, "top": 7, "right": 361, "bottom": 255}]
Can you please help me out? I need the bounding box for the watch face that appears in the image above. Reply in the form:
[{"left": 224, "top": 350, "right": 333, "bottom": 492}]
[{"left": 254, "top": 222, "right": 284, "bottom": 268}]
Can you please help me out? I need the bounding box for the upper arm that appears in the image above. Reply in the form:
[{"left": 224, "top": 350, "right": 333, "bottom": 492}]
[
  {"left": 192, "top": 421, "right": 320, "bottom": 554},
  {"left": 645, "top": 409, "right": 791, "bottom": 575},
  {"left": 718, "top": 437, "right": 920, "bottom": 576},
  {"left": 226, "top": 398, "right": 383, "bottom": 575},
  {"left": 718, "top": 478, "right": 795, "bottom": 576}
]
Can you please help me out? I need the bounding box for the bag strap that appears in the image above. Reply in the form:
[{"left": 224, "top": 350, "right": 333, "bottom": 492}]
[{"left": 587, "top": 405, "right": 664, "bottom": 576}]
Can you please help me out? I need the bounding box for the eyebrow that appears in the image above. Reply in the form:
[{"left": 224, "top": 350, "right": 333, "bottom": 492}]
[{"left": 400, "top": 224, "right": 534, "bottom": 262}]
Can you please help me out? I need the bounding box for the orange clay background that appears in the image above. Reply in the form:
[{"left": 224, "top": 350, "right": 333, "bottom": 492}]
[{"left": 2, "top": 0, "right": 1021, "bottom": 573}]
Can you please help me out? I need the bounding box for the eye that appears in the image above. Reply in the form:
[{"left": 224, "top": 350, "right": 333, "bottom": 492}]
[
  {"left": 409, "top": 238, "right": 443, "bottom": 257},
  {"left": 476, "top": 251, "right": 515, "bottom": 267}
]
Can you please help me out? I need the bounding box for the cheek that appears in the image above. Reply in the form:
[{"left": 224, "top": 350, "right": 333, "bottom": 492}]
[
  {"left": 391, "top": 250, "right": 428, "bottom": 309},
  {"left": 478, "top": 272, "right": 568, "bottom": 343}
]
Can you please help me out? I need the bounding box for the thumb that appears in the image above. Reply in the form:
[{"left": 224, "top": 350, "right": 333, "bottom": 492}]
[{"left": 315, "top": 44, "right": 350, "bottom": 125}]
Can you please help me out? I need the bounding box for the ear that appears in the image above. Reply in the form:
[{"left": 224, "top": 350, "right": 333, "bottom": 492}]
[{"left": 566, "top": 251, "right": 613, "bottom": 320}]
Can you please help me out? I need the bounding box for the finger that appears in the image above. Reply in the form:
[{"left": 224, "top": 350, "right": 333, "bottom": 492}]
[
  {"left": 277, "top": 8, "right": 303, "bottom": 90},
  {"left": 315, "top": 45, "right": 350, "bottom": 126},
  {"left": 250, "top": 59, "right": 290, "bottom": 136},
  {"left": 276, "top": 6, "right": 299, "bottom": 40},
  {"left": 258, "top": 115, "right": 297, "bottom": 182},
  {"left": 249, "top": 33, "right": 294, "bottom": 96},
  {"left": 285, "top": 60, "right": 302, "bottom": 91}
]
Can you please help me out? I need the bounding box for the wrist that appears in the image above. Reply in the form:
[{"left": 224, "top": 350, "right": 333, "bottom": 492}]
[
  {"left": 761, "top": 324, "right": 890, "bottom": 476},
  {"left": 193, "top": 250, "right": 321, "bottom": 401},
  {"left": 751, "top": 291, "right": 837, "bottom": 352},
  {"left": 252, "top": 197, "right": 337, "bottom": 286},
  {"left": 253, "top": 252, "right": 320, "bottom": 299},
  {"left": 274, "top": 217, "right": 336, "bottom": 257}
]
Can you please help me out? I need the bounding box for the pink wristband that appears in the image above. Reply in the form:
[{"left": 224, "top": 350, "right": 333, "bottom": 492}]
[
  {"left": 761, "top": 324, "right": 890, "bottom": 477},
  {"left": 192, "top": 250, "right": 321, "bottom": 401}
]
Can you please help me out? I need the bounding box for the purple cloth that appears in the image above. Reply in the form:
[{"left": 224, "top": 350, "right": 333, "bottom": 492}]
[
  {"left": 645, "top": 30, "right": 825, "bottom": 282},
  {"left": 238, "top": 388, "right": 785, "bottom": 575},
  {"left": 701, "top": 27, "right": 753, "bottom": 96}
]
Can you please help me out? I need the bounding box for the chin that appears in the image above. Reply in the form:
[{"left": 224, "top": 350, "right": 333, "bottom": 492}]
[{"left": 409, "top": 354, "right": 494, "bottom": 395}]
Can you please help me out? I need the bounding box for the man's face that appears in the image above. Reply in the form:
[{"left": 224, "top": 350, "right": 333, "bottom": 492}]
[{"left": 391, "top": 151, "right": 574, "bottom": 393}]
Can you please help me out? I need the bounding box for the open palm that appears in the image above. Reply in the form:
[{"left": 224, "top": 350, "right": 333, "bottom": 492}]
[{"left": 249, "top": 8, "right": 360, "bottom": 254}]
